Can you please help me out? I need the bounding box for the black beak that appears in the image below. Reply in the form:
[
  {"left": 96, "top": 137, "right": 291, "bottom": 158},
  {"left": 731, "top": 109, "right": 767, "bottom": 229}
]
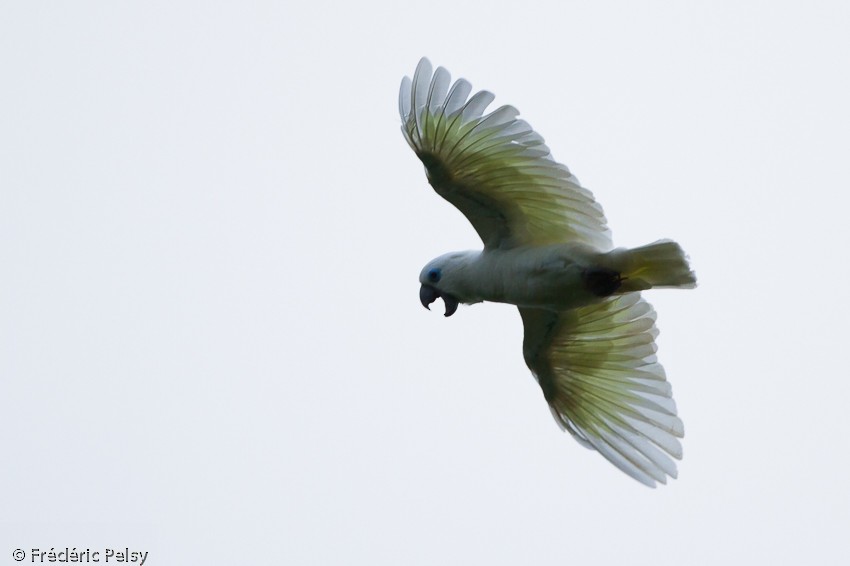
[{"left": 419, "top": 284, "right": 459, "bottom": 317}]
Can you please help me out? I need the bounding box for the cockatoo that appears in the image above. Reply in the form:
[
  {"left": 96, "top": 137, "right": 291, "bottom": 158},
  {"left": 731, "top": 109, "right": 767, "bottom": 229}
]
[{"left": 399, "top": 58, "right": 696, "bottom": 487}]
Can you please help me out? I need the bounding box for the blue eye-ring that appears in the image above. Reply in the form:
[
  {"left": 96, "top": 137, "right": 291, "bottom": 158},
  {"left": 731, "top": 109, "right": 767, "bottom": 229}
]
[{"left": 427, "top": 268, "right": 441, "bottom": 283}]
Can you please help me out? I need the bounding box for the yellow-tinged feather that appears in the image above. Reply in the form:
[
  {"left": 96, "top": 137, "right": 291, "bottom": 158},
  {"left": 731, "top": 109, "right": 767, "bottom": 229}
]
[
  {"left": 400, "top": 58, "right": 612, "bottom": 250},
  {"left": 521, "top": 294, "right": 683, "bottom": 487}
]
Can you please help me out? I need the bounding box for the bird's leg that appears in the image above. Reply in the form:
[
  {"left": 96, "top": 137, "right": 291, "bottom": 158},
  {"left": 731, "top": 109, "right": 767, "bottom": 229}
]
[{"left": 582, "top": 267, "right": 625, "bottom": 297}]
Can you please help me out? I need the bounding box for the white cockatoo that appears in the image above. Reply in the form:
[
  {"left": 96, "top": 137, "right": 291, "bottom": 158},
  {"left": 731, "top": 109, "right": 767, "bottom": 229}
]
[{"left": 400, "top": 58, "right": 696, "bottom": 487}]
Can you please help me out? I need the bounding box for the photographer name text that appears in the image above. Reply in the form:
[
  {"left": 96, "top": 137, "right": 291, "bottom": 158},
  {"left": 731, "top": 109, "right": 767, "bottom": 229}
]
[{"left": 15, "top": 548, "right": 147, "bottom": 564}]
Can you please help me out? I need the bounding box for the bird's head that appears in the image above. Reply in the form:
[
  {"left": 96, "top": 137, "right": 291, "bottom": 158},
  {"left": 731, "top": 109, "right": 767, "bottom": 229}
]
[{"left": 418, "top": 252, "right": 475, "bottom": 317}]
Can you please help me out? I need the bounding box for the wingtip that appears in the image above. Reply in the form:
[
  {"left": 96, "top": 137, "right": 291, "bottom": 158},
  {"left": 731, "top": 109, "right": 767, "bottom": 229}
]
[{"left": 399, "top": 76, "right": 412, "bottom": 119}]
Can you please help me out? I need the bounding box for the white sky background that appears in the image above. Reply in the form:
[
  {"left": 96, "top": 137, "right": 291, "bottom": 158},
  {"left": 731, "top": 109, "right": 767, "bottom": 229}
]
[{"left": 2, "top": 1, "right": 849, "bottom": 564}]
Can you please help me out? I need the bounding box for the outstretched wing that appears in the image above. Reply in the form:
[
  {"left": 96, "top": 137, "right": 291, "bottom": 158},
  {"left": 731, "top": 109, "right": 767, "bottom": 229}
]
[
  {"left": 400, "top": 58, "right": 611, "bottom": 251},
  {"left": 519, "top": 294, "right": 684, "bottom": 487}
]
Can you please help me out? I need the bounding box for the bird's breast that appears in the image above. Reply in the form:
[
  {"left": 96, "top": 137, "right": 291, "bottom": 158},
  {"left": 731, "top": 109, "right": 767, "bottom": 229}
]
[{"left": 468, "top": 245, "right": 600, "bottom": 310}]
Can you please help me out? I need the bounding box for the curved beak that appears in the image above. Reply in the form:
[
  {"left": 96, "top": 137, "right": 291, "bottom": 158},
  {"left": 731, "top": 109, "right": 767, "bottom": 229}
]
[{"left": 419, "top": 284, "right": 459, "bottom": 317}]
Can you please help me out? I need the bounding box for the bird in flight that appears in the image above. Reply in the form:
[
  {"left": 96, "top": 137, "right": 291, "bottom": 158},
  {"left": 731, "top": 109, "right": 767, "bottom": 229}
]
[{"left": 399, "top": 58, "right": 696, "bottom": 487}]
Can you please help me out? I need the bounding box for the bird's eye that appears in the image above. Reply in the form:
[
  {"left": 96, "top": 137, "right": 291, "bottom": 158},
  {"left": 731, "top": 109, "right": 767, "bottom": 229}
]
[{"left": 427, "top": 268, "right": 441, "bottom": 283}]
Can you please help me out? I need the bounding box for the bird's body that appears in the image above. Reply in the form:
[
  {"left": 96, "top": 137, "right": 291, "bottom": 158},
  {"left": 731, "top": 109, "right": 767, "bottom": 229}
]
[
  {"left": 421, "top": 244, "right": 591, "bottom": 309},
  {"left": 400, "top": 58, "right": 695, "bottom": 487},
  {"left": 422, "top": 240, "right": 693, "bottom": 311}
]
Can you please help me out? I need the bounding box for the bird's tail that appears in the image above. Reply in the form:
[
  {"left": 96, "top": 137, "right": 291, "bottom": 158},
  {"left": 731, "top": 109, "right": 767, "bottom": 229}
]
[{"left": 607, "top": 239, "right": 697, "bottom": 293}]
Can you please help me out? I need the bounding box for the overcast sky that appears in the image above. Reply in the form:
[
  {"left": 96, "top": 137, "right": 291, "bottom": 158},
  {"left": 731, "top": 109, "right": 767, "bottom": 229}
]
[{"left": 2, "top": 1, "right": 849, "bottom": 565}]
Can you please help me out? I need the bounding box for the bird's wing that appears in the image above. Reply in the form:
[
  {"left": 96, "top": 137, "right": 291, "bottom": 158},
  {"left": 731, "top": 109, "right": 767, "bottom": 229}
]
[
  {"left": 519, "top": 294, "right": 683, "bottom": 487},
  {"left": 400, "top": 58, "right": 611, "bottom": 251}
]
